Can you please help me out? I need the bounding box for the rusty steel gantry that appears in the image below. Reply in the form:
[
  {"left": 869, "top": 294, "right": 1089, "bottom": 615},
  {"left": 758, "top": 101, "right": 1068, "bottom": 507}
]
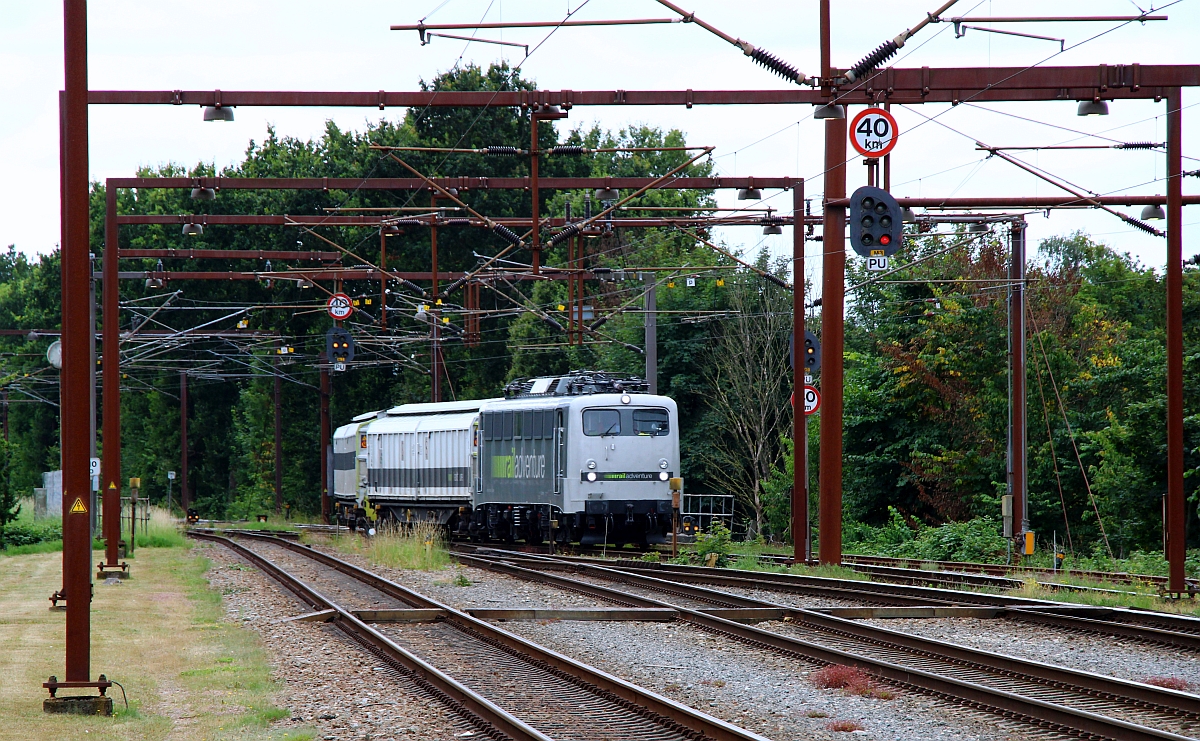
[{"left": 55, "top": 0, "right": 1198, "bottom": 697}]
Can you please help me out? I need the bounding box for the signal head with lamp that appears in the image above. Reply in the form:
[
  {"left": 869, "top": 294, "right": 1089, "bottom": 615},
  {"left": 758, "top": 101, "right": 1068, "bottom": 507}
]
[{"left": 849, "top": 185, "right": 903, "bottom": 258}]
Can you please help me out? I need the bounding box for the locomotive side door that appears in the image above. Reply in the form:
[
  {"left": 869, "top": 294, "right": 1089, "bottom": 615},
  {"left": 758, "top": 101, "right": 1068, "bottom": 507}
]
[{"left": 553, "top": 409, "right": 565, "bottom": 495}]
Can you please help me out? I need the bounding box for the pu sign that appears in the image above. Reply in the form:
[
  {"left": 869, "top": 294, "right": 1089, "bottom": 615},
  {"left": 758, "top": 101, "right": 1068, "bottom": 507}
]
[{"left": 849, "top": 107, "right": 899, "bottom": 158}]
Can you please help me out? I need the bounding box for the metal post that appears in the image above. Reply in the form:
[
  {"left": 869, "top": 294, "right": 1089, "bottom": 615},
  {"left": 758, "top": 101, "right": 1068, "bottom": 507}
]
[
  {"left": 101, "top": 186, "right": 120, "bottom": 568},
  {"left": 273, "top": 355, "right": 282, "bottom": 515},
  {"left": 1, "top": 388, "right": 7, "bottom": 441},
  {"left": 180, "top": 372, "right": 189, "bottom": 511},
  {"left": 90, "top": 256, "right": 97, "bottom": 537},
  {"left": 644, "top": 273, "right": 657, "bottom": 394},
  {"left": 379, "top": 229, "right": 388, "bottom": 330},
  {"left": 818, "top": 106, "right": 847, "bottom": 566},
  {"left": 792, "top": 183, "right": 808, "bottom": 565},
  {"left": 883, "top": 102, "right": 892, "bottom": 191},
  {"left": 61, "top": 0, "right": 93, "bottom": 684},
  {"left": 1009, "top": 219, "right": 1028, "bottom": 541},
  {"left": 1166, "top": 87, "right": 1186, "bottom": 595},
  {"left": 320, "top": 359, "right": 331, "bottom": 524},
  {"left": 128, "top": 483, "right": 136, "bottom": 555},
  {"left": 431, "top": 195, "right": 441, "bottom": 403},
  {"left": 530, "top": 113, "right": 540, "bottom": 275}
]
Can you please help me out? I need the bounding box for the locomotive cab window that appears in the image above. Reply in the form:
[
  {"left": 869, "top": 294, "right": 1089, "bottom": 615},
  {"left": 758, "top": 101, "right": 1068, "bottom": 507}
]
[
  {"left": 633, "top": 409, "right": 670, "bottom": 436},
  {"left": 583, "top": 409, "right": 621, "bottom": 436}
]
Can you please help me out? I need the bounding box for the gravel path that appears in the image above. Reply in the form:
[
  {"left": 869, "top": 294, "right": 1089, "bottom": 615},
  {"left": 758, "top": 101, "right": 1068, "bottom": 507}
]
[
  {"left": 860, "top": 616, "right": 1200, "bottom": 687},
  {"left": 200, "top": 542, "right": 474, "bottom": 741}
]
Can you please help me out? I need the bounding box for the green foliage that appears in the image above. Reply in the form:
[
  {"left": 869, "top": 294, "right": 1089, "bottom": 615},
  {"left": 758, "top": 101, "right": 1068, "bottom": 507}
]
[
  {"left": 693, "top": 521, "right": 733, "bottom": 566},
  {"left": 844, "top": 509, "right": 1009, "bottom": 563},
  {"left": 0, "top": 437, "right": 15, "bottom": 528},
  {"left": 0, "top": 519, "right": 61, "bottom": 548}
]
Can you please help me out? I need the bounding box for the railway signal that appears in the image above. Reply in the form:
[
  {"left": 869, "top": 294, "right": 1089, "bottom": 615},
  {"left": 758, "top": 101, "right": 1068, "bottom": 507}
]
[
  {"left": 849, "top": 186, "right": 903, "bottom": 259},
  {"left": 790, "top": 329, "right": 821, "bottom": 375},
  {"left": 326, "top": 327, "right": 355, "bottom": 371}
]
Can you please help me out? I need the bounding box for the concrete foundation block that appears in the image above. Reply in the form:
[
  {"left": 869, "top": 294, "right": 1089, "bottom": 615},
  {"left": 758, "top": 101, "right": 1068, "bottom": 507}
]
[{"left": 43, "top": 696, "right": 114, "bottom": 716}]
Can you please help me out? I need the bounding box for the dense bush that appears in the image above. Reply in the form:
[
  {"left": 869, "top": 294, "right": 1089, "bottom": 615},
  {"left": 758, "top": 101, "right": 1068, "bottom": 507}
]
[
  {"left": 0, "top": 520, "right": 62, "bottom": 548},
  {"left": 694, "top": 521, "right": 734, "bottom": 567},
  {"left": 843, "top": 509, "right": 1008, "bottom": 563}
]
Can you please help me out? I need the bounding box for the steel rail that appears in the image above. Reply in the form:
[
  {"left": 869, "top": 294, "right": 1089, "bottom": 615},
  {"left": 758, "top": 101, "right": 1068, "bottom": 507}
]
[
  {"left": 565, "top": 556, "right": 1200, "bottom": 652},
  {"left": 456, "top": 551, "right": 1200, "bottom": 741},
  {"left": 187, "top": 531, "right": 549, "bottom": 741},
  {"left": 220, "top": 531, "right": 768, "bottom": 741},
  {"left": 841, "top": 553, "right": 1196, "bottom": 588}
]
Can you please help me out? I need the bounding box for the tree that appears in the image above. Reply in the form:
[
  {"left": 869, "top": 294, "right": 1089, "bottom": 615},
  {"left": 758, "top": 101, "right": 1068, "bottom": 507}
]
[
  {"left": 0, "top": 437, "right": 17, "bottom": 528},
  {"left": 700, "top": 261, "right": 793, "bottom": 537}
]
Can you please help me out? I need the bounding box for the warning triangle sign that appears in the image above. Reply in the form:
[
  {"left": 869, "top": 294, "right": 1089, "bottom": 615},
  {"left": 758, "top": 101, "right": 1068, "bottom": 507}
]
[
  {"left": 108, "top": 482, "right": 117, "bottom": 490},
  {"left": 70, "top": 497, "right": 88, "bottom": 514}
]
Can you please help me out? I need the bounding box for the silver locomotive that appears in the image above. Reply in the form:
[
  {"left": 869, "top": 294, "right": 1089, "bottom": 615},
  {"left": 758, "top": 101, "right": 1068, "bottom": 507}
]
[{"left": 332, "top": 371, "right": 679, "bottom": 545}]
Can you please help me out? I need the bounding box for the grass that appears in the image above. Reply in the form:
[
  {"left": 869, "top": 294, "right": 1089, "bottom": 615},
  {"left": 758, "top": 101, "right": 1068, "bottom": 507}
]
[
  {"left": 826, "top": 719, "right": 866, "bottom": 732},
  {"left": 320, "top": 521, "right": 452, "bottom": 571},
  {"left": 1005, "top": 578, "right": 1200, "bottom": 616},
  {"left": 133, "top": 507, "right": 187, "bottom": 549},
  {"left": 214, "top": 513, "right": 324, "bottom": 532},
  {"left": 0, "top": 544, "right": 303, "bottom": 740}
]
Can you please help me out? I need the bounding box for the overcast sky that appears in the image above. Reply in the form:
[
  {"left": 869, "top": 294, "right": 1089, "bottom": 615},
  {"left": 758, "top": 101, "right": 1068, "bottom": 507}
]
[{"left": 1, "top": 1, "right": 1196, "bottom": 280}]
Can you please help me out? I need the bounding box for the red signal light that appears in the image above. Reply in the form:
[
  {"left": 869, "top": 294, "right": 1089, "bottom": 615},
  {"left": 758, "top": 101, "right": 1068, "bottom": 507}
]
[{"left": 880, "top": 234, "right": 891, "bottom": 246}]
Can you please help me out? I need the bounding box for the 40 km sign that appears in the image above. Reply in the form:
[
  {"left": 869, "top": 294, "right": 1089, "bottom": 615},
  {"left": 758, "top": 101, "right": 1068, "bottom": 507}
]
[
  {"left": 792, "top": 386, "right": 822, "bottom": 416},
  {"left": 803, "top": 385, "right": 821, "bottom": 416},
  {"left": 849, "top": 108, "right": 899, "bottom": 158},
  {"left": 327, "top": 293, "right": 354, "bottom": 320}
]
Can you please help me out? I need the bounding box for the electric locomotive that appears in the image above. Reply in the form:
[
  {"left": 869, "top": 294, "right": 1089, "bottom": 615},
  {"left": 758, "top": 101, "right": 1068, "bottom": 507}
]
[{"left": 331, "top": 371, "right": 679, "bottom": 545}]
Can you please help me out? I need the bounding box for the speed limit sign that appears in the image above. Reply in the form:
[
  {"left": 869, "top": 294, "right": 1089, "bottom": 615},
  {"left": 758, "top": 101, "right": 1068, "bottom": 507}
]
[
  {"left": 327, "top": 293, "right": 354, "bottom": 320},
  {"left": 803, "top": 385, "right": 821, "bottom": 416},
  {"left": 849, "top": 107, "right": 899, "bottom": 158}
]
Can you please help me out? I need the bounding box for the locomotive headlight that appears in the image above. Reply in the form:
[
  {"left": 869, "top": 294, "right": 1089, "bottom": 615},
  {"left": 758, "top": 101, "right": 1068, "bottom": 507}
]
[
  {"left": 658, "top": 471, "right": 669, "bottom": 481},
  {"left": 586, "top": 471, "right": 598, "bottom": 482},
  {"left": 586, "top": 459, "right": 597, "bottom": 470},
  {"left": 620, "top": 394, "right": 631, "bottom": 404},
  {"left": 658, "top": 458, "right": 669, "bottom": 469}
]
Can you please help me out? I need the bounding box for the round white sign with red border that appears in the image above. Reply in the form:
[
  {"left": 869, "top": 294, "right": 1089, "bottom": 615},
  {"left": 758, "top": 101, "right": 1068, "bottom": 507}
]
[
  {"left": 803, "top": 385, "right": 821, "bottom": 415},
  {"left": 327, "top": 293, "right": 354, "bottom": 320},
  {"left": 849, "top": 108, "right": 899, "bottom": 158}
]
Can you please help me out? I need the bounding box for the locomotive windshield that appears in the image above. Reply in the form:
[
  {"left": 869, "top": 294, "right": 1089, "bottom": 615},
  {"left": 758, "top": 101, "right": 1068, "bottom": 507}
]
[
  {"left": 632, "top": 409, "right": 670, "bottom": 436},
  {"left": 583, "top": 409, "right": 621, "bottom": 436},
  {"left": 583, "top": 407, "right": 670, "bottom": 437}
]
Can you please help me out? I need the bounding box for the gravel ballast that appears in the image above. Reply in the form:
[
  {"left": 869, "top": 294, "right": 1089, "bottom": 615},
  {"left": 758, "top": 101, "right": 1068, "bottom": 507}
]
[
  {"left": 200, "top": 542, "right": 474, "bottom": 741},
  {"left": 860, "top": 616, "right": 1200, "bottom": 687},
  {"left": 301, "top": 547, "right": 1042, "bottom": 740}
]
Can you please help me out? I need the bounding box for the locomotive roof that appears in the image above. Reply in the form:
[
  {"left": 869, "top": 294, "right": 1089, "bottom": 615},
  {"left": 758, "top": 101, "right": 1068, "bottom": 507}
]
[
  {"left": 367, "top": 410, "right": 478, "bottom": 434},
  {"left": 385, "top": 399, "right": 499, "bottom": 417}
]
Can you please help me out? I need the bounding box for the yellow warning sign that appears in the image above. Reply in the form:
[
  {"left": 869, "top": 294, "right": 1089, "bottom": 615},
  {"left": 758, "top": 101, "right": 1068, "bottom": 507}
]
[
  {"left": 108, "top": 482, "right": 117, "bottom": 490},
  {"left": 70, "top": 497, "right": 88, "bottom": 514}
]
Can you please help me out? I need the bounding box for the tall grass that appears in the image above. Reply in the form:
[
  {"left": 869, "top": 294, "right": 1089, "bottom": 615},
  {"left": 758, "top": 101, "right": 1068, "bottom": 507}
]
[
  {"left": 134, "top": 506, "right": 187, "bottom": 548},
  {"left": 331, "top": 521, "right": 451, "bottom": 570}
]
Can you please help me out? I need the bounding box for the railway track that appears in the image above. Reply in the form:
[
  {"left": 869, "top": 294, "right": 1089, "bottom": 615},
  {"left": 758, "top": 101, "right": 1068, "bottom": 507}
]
[
  {"left": 469, "top": 547, "right": 1200, "bottom": 653},
  {"left": 455, "top": 547, "right": 1200, "bottom": 741},
  {"left": 485, "top": 541, "right": 1186, "bottom": 594},
  {"left": 604, "top": 558, "right": 1200, "bottom": 652},
  {"left": 841, "top": 553, "right": 1200, "bottom": 590},
  {"left": 190, "top": 530, "right": 766, "bottom": 741}
]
